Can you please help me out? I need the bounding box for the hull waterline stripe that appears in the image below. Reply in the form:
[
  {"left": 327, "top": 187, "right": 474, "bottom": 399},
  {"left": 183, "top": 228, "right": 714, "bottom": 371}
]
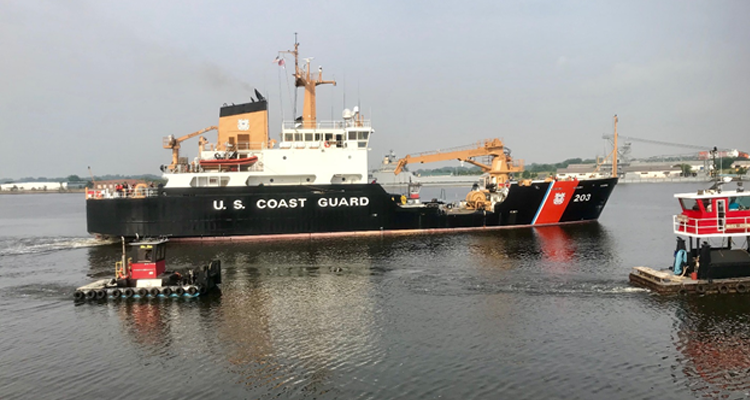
[
  {"left": 531, "top": 181, "right": 555, "bottom": 225},
  {"left": 156, "top": 220, "right": 596, "bottom": 243}
]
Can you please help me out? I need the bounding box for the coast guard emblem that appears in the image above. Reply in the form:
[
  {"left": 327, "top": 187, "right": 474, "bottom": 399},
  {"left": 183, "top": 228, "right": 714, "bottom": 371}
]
[
  {"left": 553, "top": 192, "right": 565, "bottom": 205},
  {"left": 237, "top": 119, "right": 250, "bottom": 131}
]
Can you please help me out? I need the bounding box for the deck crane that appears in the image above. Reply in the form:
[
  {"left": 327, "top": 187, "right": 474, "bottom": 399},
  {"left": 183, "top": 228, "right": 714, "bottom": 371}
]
[
  {"left": 394, "top": 139, "right": 524, "bottom": 210},
  {"left": 162, "top": 126, "right": 218, "bottom": 171}
]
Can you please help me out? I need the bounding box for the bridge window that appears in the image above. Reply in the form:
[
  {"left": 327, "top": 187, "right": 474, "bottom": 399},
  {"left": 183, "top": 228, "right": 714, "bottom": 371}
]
[
  {"left": 728, "top": 196, "right": 750, "bottom": 211},
  {"left": 294, "top": 133, "right": 303, "bottom": 141},
  {"left": 358, "top": 131, "right": 369, "bottom": 140},
  {"left": 284, "top": 133, "right": 293, "bottom": 142},
  {"left": 304, "top": 133, "right": 313, "bottom": 141},
  {"left": 348, "top": 131, "right": 357, "bottom": 140},
  {"left": 315, "top": 133, "right": 322, "bottom": 141}
]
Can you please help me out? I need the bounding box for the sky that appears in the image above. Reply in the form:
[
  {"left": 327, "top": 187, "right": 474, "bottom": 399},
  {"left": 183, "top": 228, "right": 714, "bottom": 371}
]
[{"left": 1, "top": 0, "right": 748, "bottom": 180}]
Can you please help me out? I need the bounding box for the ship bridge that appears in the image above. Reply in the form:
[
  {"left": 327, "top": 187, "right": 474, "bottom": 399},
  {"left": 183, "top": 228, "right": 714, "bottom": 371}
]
[{"left": 280, "top": 113, "right": 372, "bottom": 151}]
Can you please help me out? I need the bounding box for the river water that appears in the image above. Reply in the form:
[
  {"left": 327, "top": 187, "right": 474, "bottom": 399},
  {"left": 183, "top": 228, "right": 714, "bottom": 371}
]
[{"left": 1, "top": 183, "right": 750, "bottom": 399}]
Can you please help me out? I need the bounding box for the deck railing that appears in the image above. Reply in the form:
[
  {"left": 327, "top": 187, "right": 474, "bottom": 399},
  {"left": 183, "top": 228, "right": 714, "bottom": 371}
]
[
  {"left": 673, "top": 214, "right": 750, "bottom": 237},
  {"left": 86, "top": 188, "right": 159, "bottom": 200},
  {"left": 281, "top": 120, "right": 372, "bottom": 130}
]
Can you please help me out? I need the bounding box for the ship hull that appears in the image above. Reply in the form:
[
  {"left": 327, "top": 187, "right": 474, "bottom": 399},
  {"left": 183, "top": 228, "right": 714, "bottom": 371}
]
[{"left": 87, "top": 178, "right": 618, "bottom": 239}]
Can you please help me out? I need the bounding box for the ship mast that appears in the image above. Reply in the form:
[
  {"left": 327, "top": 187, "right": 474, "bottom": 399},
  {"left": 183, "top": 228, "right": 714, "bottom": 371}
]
[
  {"left": 613, "top": 114, "right": 618, "bottom": 178},
  {"left": 280, "top": 35, "right": 336, "bottom": 128}
]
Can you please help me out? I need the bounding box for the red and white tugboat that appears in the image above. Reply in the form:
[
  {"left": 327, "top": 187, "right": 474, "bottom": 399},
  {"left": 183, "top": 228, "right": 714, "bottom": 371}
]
[
  {"left": 74, "top": 239, "right": 221, "bottom": 301},
  {"left": 630, "top": 178, "right": 750, "bottom": 295}
]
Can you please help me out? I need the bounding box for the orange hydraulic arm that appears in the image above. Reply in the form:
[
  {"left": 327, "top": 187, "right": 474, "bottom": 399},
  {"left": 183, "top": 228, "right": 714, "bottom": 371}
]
[
  {"left": 394, "top": 138, "right": 524, "bottom": 184},
  {"left": 163, "top": 126, "right": 218, "bottom": 170}
]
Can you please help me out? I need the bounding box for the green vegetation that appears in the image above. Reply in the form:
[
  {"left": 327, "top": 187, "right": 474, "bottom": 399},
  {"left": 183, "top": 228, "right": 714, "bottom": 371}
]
[
  {"left": 413, "top": 166, "right": 483, "bottom": 176},
  {"left": 413, "top": 158, "right": 597, "bottom": 178}
]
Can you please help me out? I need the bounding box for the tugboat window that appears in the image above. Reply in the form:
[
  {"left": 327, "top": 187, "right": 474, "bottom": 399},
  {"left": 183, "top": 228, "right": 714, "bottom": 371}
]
[
  {"left": 680, "top": 198, "right": 698, "bottom": 211},
  {"left": 729, "top": 196, "right": 750, "bottom": 210}
]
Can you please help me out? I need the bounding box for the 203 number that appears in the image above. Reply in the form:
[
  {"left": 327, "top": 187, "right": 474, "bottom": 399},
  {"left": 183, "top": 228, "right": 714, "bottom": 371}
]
[{"left": 573, "top": 193, "right": 591, "bottom": 202}]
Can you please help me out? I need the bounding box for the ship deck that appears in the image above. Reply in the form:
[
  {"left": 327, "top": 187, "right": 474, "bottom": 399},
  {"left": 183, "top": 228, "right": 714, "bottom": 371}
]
[{"left": 629, "top": 266, "right": 750, "bottom": 295}]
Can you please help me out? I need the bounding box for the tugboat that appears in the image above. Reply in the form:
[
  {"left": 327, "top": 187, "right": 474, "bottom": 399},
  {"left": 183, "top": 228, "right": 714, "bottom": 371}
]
[
  {"left": 73, "top": 239, "right": 221, "bottom": 301},
  {"left": 630, "top": 175, "right": 750, "bottom": 295},
  {"left": 86, "top": 36, "right": 619, "bottom": 241}
]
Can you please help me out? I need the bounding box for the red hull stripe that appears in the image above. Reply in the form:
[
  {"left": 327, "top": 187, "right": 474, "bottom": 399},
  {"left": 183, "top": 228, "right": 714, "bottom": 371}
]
[{"left": 533, "top": 180, "right": 578, "bottom": 225}]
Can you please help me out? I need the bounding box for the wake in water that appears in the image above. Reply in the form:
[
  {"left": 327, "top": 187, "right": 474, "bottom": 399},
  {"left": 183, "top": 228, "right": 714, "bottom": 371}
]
[{"left": 0, "top": 236, "right": 116, "bottom": 256}]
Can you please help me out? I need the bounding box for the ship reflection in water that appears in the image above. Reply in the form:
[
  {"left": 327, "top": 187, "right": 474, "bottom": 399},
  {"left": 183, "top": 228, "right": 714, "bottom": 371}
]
[
  {"left": 79, "top": 222, "right": 750, "bottom": 399},
  {"left": 89, "top": 239, "right": 383, "bottom": 395},
  {"left": 673, "top": 296, "right": 750, "bottom": 397}
]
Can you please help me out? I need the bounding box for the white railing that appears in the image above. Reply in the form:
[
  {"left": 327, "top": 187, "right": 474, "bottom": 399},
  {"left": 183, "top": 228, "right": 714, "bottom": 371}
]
[
  {"left": 281, "top": 120, "right": 372, "bottom": 130},
  {"left": 673, "top": 214, "right": 750, "bottom": 237},
  {"left": 86, "top": 188, "right": 159, "bottom": 200}
]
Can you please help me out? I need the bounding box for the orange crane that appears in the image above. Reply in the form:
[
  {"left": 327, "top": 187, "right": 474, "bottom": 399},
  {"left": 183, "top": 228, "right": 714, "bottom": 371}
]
[
  {"left": 394, "top": 139, "right": 524, "bottom": 210},
  {"left": 162, "top": 126, "right": 218, "bottom": 171},
  {"left": 394, "top": 138, "right": 524, "bottom": 184}
]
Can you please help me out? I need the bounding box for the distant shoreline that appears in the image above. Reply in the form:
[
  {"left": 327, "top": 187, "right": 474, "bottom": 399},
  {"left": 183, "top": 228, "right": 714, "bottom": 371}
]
[{"left": 0, "top": 189, "right": 86, "bottom": 195}]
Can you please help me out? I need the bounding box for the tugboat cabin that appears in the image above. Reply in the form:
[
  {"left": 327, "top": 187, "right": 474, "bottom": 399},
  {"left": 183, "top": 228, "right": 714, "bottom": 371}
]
[
  {"left": 674, "top": 189, "right": 750, "bottom": 237},
  {"left": 128, "top": 239, "right": 168, "bottom": 280},
  {"left": 673, "top": 186, "right": 750, "bottom": 280}
]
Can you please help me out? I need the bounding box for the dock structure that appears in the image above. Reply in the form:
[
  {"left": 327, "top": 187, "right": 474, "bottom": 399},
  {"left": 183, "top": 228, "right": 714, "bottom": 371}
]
[{"left": 629, "top": 266, "right": 750, "bottom": 295}]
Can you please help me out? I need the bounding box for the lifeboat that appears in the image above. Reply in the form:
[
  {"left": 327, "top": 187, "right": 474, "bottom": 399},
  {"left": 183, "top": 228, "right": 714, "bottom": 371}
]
[{"left": 199, "top": 155, "right": 258, "bottom": 168}]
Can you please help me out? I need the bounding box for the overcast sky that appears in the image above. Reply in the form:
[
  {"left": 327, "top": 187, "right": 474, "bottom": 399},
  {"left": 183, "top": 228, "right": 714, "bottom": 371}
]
[{"left": 1, "top": 0, "right": 748, "bottom": 180}]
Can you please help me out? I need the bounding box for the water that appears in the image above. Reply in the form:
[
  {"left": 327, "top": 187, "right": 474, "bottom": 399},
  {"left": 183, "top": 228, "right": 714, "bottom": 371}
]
[{"left": 2, "top": 185, "right": 750, "bottom": 399}]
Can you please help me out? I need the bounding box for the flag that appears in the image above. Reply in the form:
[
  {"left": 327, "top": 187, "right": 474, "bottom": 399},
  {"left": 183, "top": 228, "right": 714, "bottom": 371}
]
[{"left": 273, "top": 56, "right": 285, "bottom": 68}]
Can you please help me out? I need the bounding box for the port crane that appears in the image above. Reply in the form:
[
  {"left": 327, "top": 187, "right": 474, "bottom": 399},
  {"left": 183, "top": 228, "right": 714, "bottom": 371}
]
[
  {"left": 600, "top": 133, "right": 747, "bottom": 160},
  {"left": 393, "top": 139, "right": 524, "bottom": 210},
  {"left": 162, "top": 126, "right": 218, "bottom": 171}
]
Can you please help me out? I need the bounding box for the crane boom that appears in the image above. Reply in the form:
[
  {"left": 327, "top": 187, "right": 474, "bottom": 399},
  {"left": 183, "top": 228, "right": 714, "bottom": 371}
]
[
  {"left": 163, "top": 126, "right": 218, "bottom": 171},
  {"left": 601, "top": 133, "right": 720, "bottom": 151},
  {"left": 394, "top": 138, "right": 524, "bottom": 184}
]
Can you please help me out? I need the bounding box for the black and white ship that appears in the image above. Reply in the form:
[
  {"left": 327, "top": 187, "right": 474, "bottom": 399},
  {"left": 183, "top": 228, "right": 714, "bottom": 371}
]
[{"left": 86, "top": 39, "right": 618, "bottom": 241}]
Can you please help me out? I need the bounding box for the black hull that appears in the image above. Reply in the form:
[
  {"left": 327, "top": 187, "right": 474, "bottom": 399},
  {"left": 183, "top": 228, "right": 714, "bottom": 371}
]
[{"left": 87, "top": 178, "right": 618, "bottom": 239}]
